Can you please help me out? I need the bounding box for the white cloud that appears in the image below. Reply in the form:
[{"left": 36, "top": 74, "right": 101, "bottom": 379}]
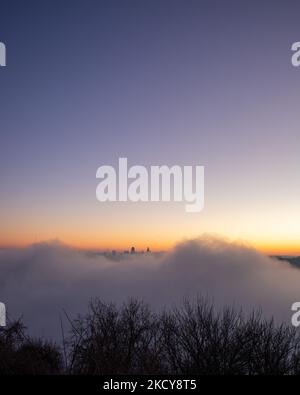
[{"left": 0, "top": 236, "right": 299, "bottom": 340}]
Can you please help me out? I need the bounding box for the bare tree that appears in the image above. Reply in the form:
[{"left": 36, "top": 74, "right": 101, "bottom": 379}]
[
  {"left": 2, "top": 298, "right": 300, "bottom": 375},
  {"left": 68, "top": 299, "right": 164, "bottom": 374},
  {"left": 0, "top": 320, "right": 62, "bottom": 375}
]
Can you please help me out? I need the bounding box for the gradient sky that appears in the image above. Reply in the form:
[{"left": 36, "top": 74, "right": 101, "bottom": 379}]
[{"left": 1, "top": 0, "right": 300, "bottom": 253}]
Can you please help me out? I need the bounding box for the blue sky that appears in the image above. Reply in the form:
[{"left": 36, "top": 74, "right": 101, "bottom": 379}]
[{"left": 1, "top": 0, "right": 300, "bottom": 252}]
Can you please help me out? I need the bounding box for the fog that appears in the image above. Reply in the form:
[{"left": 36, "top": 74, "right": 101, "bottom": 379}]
[{"left": 0, "top": 235, "right": 299, "bottom": 340}]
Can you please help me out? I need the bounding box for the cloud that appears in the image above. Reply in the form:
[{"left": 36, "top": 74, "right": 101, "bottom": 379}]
[{"left": 0, "top": 236, "right": 299, "bottom": 340}]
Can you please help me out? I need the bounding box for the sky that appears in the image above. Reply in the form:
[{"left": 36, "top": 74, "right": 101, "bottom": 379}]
[{"left": 1, "top": 0, "right": 300, "bottom": 253}]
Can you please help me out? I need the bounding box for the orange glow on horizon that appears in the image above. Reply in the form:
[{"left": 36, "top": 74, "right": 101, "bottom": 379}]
[{"left": 1, "top": 235, "right": 300, "bottom": 256}]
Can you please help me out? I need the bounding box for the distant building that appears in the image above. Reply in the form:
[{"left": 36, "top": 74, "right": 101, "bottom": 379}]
[
  {"left": 146, "top": 247, "right": 151, "bottom": 253},
  {"left": 130, "top": 246, "right": 136, "bottom": 254}
]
